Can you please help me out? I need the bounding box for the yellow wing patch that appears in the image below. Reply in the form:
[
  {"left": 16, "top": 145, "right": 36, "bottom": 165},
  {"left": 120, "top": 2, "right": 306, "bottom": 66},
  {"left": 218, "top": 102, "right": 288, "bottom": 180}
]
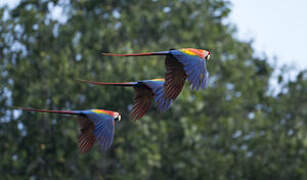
[
  {"left": 151, "top": 78, "right": 165, "bottom": 82},
  {"left": 91, "top": 109, "right": 106, "bottom": 114},
  {"left": 91, "top": 109, "right": 115, "bottom": 117},
  {"left": 179, "top": 48, "right": 199, "bottom": 56}
]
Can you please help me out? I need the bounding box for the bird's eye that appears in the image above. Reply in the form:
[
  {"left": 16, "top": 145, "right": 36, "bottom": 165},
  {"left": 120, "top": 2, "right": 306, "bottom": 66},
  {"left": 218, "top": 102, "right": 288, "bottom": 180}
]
[{"left": 206, "top": 54, "right": 211, "bottom": 60}]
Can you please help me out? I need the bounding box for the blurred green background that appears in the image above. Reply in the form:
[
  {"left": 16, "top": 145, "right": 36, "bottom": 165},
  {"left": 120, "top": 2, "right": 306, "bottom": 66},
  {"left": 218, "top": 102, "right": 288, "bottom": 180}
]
[{"left": 0, "top": 0, "right": 307, "bottom": 179}]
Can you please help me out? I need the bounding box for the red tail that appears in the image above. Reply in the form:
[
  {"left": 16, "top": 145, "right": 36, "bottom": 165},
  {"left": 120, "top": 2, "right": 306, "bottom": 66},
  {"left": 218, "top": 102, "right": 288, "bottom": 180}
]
[
  {"left": 102, "top": 51, "right": 170, "bottom": 57},
  {"left": 14, "top": 107, "right": 78, "bottom": 115},
  {"left": 77, "top": 79, "right": 137, "bottom": 86}
]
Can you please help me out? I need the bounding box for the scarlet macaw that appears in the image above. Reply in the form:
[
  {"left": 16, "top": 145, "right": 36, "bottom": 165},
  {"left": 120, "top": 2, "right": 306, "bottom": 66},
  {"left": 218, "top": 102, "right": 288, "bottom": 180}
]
[
  {"left": 102, "top": 48, "right": 211, "bottom": 99},
  {"left": 78, "top": 79, "right": 172, "bottom": 120},
  {"left": 16, "top": 107, "right": 121, "bottom": 153}
]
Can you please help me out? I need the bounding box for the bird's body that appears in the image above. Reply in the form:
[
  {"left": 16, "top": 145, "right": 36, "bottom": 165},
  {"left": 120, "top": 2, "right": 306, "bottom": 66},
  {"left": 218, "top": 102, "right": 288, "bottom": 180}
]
[
  {"left": 16, "top": 107, "right": 121, "bottom": 153},
  {"left": 78, "top": 79, "right": 172, "bottom": 120},
  {"left": 102, "top": 48, "right": 211, "bottom": 99}
]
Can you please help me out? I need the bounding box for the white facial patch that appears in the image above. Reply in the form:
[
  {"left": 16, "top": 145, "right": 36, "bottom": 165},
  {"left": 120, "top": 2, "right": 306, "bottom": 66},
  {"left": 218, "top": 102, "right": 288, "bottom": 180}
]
[{"left": 207, "top": 54, "right": 211, "bottom": 60}]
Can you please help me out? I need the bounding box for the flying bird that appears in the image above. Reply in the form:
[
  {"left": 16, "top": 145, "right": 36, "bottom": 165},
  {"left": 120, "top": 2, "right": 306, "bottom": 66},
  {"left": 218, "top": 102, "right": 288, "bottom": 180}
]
[
  {"left": 102, "top": 48, "right": 211, "bottom": 99},
  {"left": 16, "top": 107, "right": 121, "bottom": 153},
  {"left": 77, "top": 79, "right": 172, "bottom": 120}
]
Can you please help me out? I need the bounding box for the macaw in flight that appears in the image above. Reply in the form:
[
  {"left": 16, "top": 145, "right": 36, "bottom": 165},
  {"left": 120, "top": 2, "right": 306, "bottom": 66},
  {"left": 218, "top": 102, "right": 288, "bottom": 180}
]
[
  {"left": 78, "top": 79, "right": 172, "bottom": 120},
  {"left": 102, "top": 48, "right": 211, "bottom": 99},
  {"left": 16, "top": 107, "right": 121, "bottom": 153}
]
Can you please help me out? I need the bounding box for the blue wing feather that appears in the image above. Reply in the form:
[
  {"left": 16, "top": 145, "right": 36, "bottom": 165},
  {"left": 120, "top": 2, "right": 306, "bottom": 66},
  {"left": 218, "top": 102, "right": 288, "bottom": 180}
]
[
  {"left": 142, "top": 80, "right": 173, "bottom": 111},
  {"left": 170, "top": 50, "right": 208, "bottom": 90},
  {"left": 84, "top": 111, "right": 115, "bottom": 151}
]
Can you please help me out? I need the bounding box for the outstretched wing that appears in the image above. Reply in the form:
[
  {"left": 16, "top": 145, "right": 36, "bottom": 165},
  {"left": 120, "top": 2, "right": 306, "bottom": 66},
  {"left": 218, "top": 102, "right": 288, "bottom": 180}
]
[
  {"left": 130, "top": 85, "right": 154, "bottom": 120},
  {"left": 77, "top": 116, "right": 96, "bottom": 153},
  {"left": 171, "top": 50, "right": 208, "bottom": 90},
  {"left": 89, "top": 114, "right": 115, "bottom": 151},
  {"left": 143, "top": 80, "right": 173, "bottom": 112},
  {"left": 164, "top": 55, "right": 186, "bottom": 99}
]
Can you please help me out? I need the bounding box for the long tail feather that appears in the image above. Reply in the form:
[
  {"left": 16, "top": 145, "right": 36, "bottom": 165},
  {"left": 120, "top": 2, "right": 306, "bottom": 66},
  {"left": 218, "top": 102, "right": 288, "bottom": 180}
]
[
  {"left": 102, "top": 51, "right": 170, "bottom": 57},
  {"left": 13, "top": 106, "right": 79, "bottom": 115},
  {"left": 77, "top": 79, "right": 137, "bottom": 86}
]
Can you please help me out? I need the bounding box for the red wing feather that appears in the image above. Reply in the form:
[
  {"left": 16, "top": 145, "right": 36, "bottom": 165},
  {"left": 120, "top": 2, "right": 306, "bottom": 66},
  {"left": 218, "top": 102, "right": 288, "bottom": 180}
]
[
  {"left": 78, "top": 133, "right": 96, "bottom": 153},
  {"left": 130, "top": 85, "right": 154, "bottom": 120},
  {"left": 164, "top": 55, "right": 186, "bottom": 99},
  {"left": 77, "top": 116, "right": 96, "bottom": 153}
]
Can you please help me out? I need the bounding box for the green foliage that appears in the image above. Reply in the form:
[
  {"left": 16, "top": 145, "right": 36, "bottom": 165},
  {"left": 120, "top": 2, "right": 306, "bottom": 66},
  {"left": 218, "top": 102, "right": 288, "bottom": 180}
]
[{"left": 1, "top": 0, "right": 307, "bottom": 179}]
